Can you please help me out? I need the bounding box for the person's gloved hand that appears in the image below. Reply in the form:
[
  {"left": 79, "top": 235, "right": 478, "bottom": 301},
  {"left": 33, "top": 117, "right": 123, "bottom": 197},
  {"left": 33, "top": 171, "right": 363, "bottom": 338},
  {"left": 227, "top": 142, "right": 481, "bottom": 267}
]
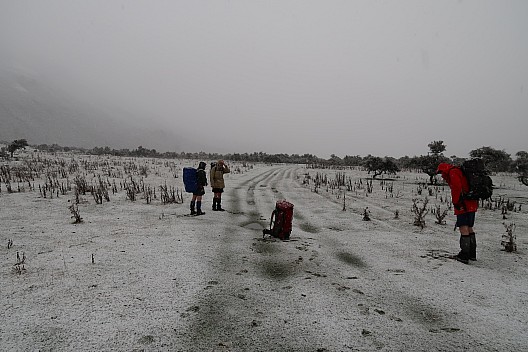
[{"left": 454, "top": 203, "right": 464, "bottom": 211}]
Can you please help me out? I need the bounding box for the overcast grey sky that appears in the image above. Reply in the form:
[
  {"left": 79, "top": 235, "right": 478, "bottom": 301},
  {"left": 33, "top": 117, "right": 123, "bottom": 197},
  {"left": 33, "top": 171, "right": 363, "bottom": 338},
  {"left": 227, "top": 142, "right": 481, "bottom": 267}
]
[{"left": 1, "top": 0, "right": 527, "bottom": 158}]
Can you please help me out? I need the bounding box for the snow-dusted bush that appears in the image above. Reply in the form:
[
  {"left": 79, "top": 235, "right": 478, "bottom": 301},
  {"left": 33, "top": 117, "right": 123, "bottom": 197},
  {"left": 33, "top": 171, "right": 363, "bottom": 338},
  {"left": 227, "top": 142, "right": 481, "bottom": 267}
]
[{"left": 501, "top": 222, "right": 517, "bottom": 252}]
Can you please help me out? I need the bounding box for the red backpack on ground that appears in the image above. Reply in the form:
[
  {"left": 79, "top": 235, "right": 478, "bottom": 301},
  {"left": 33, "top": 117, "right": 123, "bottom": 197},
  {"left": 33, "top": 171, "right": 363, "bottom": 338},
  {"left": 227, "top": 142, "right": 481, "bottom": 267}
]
[{"left": 263, "top": 200, "right": 294, "bottom": 240}]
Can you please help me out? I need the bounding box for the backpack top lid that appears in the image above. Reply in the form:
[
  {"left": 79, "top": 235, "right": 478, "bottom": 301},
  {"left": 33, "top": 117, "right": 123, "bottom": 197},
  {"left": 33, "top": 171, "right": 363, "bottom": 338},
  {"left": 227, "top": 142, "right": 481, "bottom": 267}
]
[
  {"left": 460, "top": 158, "right": 493, "bottom": 200},
  {"left": 461, "top": 158, "right": 488, "bottom": 174},
  {"left": 276, "top": 199, "right": 294, "bottom": 210}
]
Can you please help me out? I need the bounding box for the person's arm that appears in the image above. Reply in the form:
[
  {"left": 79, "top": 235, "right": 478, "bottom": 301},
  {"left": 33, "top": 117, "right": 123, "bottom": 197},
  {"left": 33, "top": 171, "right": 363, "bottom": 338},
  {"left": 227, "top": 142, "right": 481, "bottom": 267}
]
[
  {"left": 450, "top": 170, "right": 464, "bottom": 209},
  {"left": 198, "top": 170, "right": 207, "bottom": 186},
  {"left": 223, "top": 164, "right": 230, "bottom": 174},
  {"left": 209, "top": 167, "right": 215, "bottom": 186}
]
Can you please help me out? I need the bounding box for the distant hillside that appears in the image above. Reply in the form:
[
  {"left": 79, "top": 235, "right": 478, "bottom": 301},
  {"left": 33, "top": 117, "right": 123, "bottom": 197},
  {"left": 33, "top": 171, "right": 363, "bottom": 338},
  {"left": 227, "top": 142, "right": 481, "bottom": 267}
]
[{"left": 0, "top": 67, "right": 183, "bottom": 151}]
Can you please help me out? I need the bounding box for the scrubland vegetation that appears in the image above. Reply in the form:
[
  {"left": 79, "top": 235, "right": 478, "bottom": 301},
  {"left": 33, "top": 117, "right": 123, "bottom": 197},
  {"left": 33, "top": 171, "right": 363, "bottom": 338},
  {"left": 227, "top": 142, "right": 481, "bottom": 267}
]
[{"left": 1, "top": 140, "right": 527, "bottom": 351}]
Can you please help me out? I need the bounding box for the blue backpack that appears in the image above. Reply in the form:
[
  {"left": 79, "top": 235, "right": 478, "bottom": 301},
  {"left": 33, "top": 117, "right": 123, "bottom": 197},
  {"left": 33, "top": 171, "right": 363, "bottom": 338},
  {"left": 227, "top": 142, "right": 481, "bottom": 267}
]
[{"left": 183, "top": 167, "right": 198, "bottom": 193}]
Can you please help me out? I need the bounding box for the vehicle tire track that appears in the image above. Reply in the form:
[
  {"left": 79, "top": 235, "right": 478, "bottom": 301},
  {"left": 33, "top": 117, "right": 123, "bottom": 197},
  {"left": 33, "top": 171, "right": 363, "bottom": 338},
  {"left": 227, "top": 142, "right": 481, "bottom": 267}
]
[
  {"left": 266, "top": 165, "right": 481, "bottom": 349},
  {"left": 181, "top": 165, "right": 346, "bottom": 351},
  {"left": 179, "top": 164, "right": 475, "bottom": 351}
]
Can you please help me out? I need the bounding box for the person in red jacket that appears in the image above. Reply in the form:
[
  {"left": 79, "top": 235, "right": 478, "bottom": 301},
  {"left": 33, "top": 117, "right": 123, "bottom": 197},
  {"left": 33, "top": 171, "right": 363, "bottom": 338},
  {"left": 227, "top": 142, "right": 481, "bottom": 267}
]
[{"left": 437, "top": 163, "right": 479, "bottom": 264}]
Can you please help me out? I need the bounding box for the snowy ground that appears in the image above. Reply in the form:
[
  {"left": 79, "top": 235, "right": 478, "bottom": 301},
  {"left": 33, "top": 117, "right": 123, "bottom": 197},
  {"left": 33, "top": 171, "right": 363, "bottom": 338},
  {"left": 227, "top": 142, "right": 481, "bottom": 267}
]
[{"left": 1, "top": 153, "right": 527, "bottom": 351}]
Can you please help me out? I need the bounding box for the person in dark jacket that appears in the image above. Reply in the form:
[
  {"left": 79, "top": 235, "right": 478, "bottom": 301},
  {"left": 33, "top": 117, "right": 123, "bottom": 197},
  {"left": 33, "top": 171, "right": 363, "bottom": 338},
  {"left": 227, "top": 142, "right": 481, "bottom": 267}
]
[
  {"left": 210, "top": 160, "right": 230, "bottom": 211},
  {"left": 190, "top": 161, "right": 208, "bottom": 216},
  {"left": 437, "top": 163, "right": 479, "bottom": 264}
]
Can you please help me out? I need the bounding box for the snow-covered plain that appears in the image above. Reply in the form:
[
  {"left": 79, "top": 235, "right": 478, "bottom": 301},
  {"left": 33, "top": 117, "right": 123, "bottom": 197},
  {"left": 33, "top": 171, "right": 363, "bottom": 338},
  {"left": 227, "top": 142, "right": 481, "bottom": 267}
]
[{"left": 1, "top": 152, "right": 527, "bottom": 351}]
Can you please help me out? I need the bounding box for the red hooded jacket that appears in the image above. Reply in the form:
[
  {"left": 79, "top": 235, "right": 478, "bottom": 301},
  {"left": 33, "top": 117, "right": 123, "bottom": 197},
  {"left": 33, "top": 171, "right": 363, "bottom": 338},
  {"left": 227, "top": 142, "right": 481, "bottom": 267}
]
[{"left": 436, "top": 163, "right": 478, "bottom": 215}]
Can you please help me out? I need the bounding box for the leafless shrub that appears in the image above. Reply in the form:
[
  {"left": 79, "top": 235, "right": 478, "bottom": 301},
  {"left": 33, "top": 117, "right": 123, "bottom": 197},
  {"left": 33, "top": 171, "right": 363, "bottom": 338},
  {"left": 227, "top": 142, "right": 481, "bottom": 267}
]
[
  {"left": 0, "top": 165, "right": 11, "bottom": 182},
  {"left": 482, "top": 198, "right": 493, "bottom": 210},
  {"left": 144, "top": 186, "right": 154, "bottom": 204},
  {"left": 74, "top": 187, "right": 81, "bottom": 204},
  {"left": 362, "top": 207, "right": 371, "bottom": 221},
  {"left": 39, "top": 180, "right": 60, "bottom": 198},
  {"left": 311, "top": 172, "right": 326, "bottom": 193},
  {"left": 502, "top": 205, "right": 508, "bottom": 219},
  {"left": 111, "top": 180, "right": 118, "bottom": 194},
  {"left": 69, "top": 203, "right": 83, "bottom": 223},
  {"left": 125, "top": 186, "right": 136, "bottom": 201},
  {"left": 366, "top": 179, "right": 373, "bottom": 194},
  {"left": 68, "top": 159, "right": 79, "bottom": 173},
  {"left": 123, "top": 161, "right": 138, "bottom": 175},
  {"left": 356, "top": 178, "right": 364, "bottom": 190},
  {"left": 383, "top": 181, "right": 394, "bottom": 197},
  {"left": 124, "top": 177, "right": 140, "bottom": 201},
  {"left": 58, "top": 180, "right": 69, "bottom": 195},
  {"left": 92, "top": 187, "right": 103, "bottom": 204},
  {"left": 434, "top": 205, "right": 449, "bottom": 225},
  {"left": 412, "top": 198, "right": 429, "bottom": 229},
  {"left": 160, "top": 184, "right": 176, "bottom": 204},
  {"left": 14, "top": 251, "right": 26, "bottom": 275},
  {"left": 177, "top": 189, "right": 183, "bottom": 203},
  {"left": 5, "top": 179, "right": 13, "bottom": 193},
  {"left": 7, "top": 239, "right": 13, "bottom": 249},
  {"left": 139, "top": 165, "right": 149, "bottom": 177},
  {"left": 91, "top": 175, "right": 110, "bottom": 204},
  {"left": 334, "top": 172, "right": 346, "bottom": 188},
  {"left": 501, "top": 222, "right": 517, "bottom": 252},
  {"left": 394, "top": 210, "right": 399, "bottom": 219},
  {"left": 73, "top": 175, "right": 89, "bottom": 195}
]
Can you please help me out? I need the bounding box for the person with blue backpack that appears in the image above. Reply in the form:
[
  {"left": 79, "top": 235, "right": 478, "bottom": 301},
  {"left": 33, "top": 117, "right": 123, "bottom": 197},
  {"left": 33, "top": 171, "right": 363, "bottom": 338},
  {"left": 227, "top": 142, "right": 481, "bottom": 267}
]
[{"left": 190, "top": 161, "right": 208, "bottom": 216}]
